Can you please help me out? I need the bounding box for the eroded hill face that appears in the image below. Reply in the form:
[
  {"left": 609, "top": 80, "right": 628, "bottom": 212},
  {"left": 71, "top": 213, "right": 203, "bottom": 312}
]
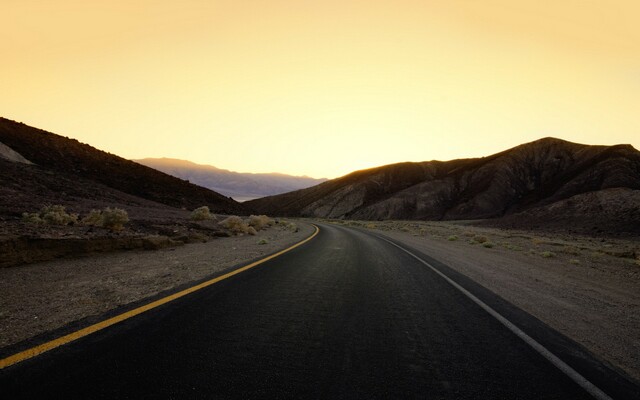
[
  {"left": 247, "top": 138, "right": 640, "bottom": 231},
  {"left": 0, "top": 118, "right": 244, "bottom": 215}
]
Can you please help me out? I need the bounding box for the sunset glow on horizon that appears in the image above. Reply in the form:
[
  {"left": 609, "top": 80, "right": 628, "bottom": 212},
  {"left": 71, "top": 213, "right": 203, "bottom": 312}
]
[{"left": 2, "top": 1, "right": 639, "bottom": 179}]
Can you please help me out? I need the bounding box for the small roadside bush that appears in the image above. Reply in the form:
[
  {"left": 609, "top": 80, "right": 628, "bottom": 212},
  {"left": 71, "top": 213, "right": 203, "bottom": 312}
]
[
  {"left": 247, "top": 215, "right": 273, "bottom": 231},
  {"left": 541, "top": 251, "right": 556, "bottom": 258},
  {"left": 82, "top": 209, "right": 103, "bottom": 226},
  {"left": 569, "top": 259, "right": 581, "bottom": 265},
  {"left": 191, "top": 206, "right": 215, "bottom": 221},
  {"left": 482, "top": 241, "right": 494, "bottom": 248},
  {"left": 219, "top": 216, "right": 250, "bottom": 235},
  {"left": 280, "top": 221, "right": 299, "bottom": 232},
  {"left": 101, "top": 208, "right": 129, "bottom": 231},
  {"left": 247, "top": 226, "right": 257, "bottom": 236},
  {"left": 22, "top": 205, "right": 78, "bottom": 226},
  {"left": 473, "top": 235, "right": 488, "bottom": 244},
  {"left": 257, "top": 238, "right": 268, "bottom": 245},
  {"left": 447, "top": 235, "right": 458, "bottom": 241},
  {"left": 81, "top": 207, "right": 129, "bottom": 231}
]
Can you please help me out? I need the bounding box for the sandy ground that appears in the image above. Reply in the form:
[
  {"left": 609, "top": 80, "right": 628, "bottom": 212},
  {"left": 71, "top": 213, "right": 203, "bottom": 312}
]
[
  {"left": 0, "top": 221, "right": 313, "bottom": 348},
  {"left": 326, "top": 219, "right": 640, "bottom": 382}
]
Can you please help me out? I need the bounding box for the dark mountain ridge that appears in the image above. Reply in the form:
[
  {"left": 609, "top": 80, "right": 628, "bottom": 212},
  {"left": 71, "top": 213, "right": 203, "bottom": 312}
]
[
  {"left": 0, "top": 118, "right": 244, "bottom": 214},
  {"left": 246, "top": 138, "right": 640, "bottom": 227}
]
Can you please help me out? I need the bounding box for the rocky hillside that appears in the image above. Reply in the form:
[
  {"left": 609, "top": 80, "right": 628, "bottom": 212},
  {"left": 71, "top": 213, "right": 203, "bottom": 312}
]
[
  {"left": 135, "top": 158, "right": 326, "bottom": 202},
  {"left": 247, "top": 138, "right": 640, "bottom": 230},
  {"left": 0, "top": 118, "right": 244, "bottom": 215}
]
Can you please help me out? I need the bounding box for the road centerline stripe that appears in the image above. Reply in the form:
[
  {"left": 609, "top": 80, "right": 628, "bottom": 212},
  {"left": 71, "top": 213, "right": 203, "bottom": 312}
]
[
  {"left": 0, "top": 224, "right": 320, "bottom": 370},
  {"left": 377, "top": 235, "right": 613, "bottom": 400}
]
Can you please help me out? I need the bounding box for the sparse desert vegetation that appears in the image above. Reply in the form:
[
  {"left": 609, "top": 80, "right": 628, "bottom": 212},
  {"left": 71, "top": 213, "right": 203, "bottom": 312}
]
[
  {"left": 22, "top": 204, "right": 78, "bottom": 226},
  {"left": 96, "top": 207, "right": 130, "bottom": 231},
  {"left": 219, "top": 214, "right": 276, "bottom": 236},
  {"left": 22, "top": 205, "right": 130, "bottom": 231},
  {"left": 248, "top": 214, "right": 274, "bottom": 230},
  {"left": 190, "top": 206, "right": 215, "bottom": 221}
]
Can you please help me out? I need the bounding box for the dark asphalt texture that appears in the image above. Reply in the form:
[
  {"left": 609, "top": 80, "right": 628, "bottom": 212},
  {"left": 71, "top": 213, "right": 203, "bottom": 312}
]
[{"left": 1, "top": 223, "right": 638, "bottom": 399}]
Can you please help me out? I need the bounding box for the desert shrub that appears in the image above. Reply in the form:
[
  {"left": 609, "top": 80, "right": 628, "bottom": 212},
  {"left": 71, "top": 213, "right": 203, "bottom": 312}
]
[
  {"left": 473, "top": 235, "right": 488, "bottom": 244},
  {"left": 569, "top": 259, "right": 581, "bottom": 265},
  {"left": 81, "top": 208, "right": 128, "bottom": 230},
  {"left": 247, "top": 215, "right": 273, "bottom": 231},
  {"left": 280, "top": 221, "right": 299, "bottom": 232},
  {"left": 219, "top": 216, "right": 250, "bottom": 235},
  {"left": 101, "top": 208, "right": 129, "bottom": 231},
  {"left": 365, "top": 223, "right": 377, "bottom": 229},
  {"left": 81, "top": 209, "right": 103, "bottom": 226},
  {"left": 447, "top": 235, "right": 458, "bottom": 241},
  {"left": 22, "top": 212, "right": 44, "bottom": 224},
  {"left": 482, "top": 241, "right": 494, "bottom": 248},
  {"left": 541, "top": 251, "right": 555, "bottom": 258},
  {"left": 191, "top": 206, "right": 215, "bottom": 221},
  {"left": 257, "top": 238, "right": 268, "bottom": 245},
  {"left": 23, "top": 205, "right": 78, "bottom": 226},
  {"left": 462, "top": 231, "right": 475, "bottom": 237},
  {"left": 247, "top": 226, "right": 257, "bottom": 236}
]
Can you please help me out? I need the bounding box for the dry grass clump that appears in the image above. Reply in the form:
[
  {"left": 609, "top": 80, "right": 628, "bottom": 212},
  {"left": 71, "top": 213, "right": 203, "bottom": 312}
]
[
  {"left": 569, "top": 259, "right": 581, "bottom": 265},
  {"left": 22, "top": 205, "right": 78, "bottom": 226},
  {"left": 462, "top": 231, "right": 475, "bottom": 237},
  {"left": 279, "top": 220, "right": 299, "bottom": 232},
  {"left": 247, "top": 215, "right": 273, "bottom": 231},
  {"left": 482, "top": 241, "right": 494, "bottom": 248},
  {"left": 82, "top": 209, "right": 103, "bottom": 226},
  {"left": 219, "top": 216, "right": 250, "bottom": 235},
  {"left": 257, "top": 238, "right": 268, "bottom": 245},
  {"left": 99, "top": 208, "right": 129, "bottom": 231},
  {"left": 247, "top": 226, "right": 257, "bottom": 236},
  {"left": 472, "top": 235, "right": 488, "bottom": 244},
  {"left": 190, "top": 206, "right": 215, "bottom": 221},
  {"left": 365, "top": 223, "right": 377, "bottom": 229},
  {"left": 79, "top": 207, "right": 129, "bottom": 231},
  {"left": 541, "top": 251, "right": 556, "bottom": 258},
  {"left": 447, "top": 235, "right": 459, "bottom": 241}
]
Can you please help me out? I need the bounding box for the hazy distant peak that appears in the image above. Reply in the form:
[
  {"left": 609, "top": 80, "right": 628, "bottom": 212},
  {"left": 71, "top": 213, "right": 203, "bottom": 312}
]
[{"left": 134, "top": 157, "right": 328, "bottom": 201}]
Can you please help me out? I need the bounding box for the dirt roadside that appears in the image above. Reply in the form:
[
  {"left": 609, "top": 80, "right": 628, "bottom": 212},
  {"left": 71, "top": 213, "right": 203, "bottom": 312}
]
[
  {"left": 0, "top": 221, "right": 314, "bottom": 349},
  {"left": 328, "top": 219, "right": 640, "bottom": 382}
]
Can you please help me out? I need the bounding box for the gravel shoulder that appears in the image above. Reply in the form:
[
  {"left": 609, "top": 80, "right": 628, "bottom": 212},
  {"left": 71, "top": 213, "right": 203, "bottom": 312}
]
[
  {"left": 330, "top": 220, "right": 640, "bottom": 382},
  {"left": 0, "top": 221, "right": 314, "bottom": 349}
]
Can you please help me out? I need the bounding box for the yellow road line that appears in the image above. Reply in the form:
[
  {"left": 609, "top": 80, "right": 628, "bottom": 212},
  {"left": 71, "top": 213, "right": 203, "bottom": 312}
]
[{"left": 0, "top": 224, "right": 320, "bottom": 370}]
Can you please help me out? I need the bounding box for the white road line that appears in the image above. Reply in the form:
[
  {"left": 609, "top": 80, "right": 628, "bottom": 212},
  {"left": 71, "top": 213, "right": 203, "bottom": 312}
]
[{"left": 379, "top": 236, "right": 613, "bottom": 400}]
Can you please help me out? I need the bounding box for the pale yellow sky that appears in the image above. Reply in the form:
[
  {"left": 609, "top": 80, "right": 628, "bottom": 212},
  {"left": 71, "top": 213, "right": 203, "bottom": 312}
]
[{"left": 2, "top": 1, "right": 639, "bottom": 178}]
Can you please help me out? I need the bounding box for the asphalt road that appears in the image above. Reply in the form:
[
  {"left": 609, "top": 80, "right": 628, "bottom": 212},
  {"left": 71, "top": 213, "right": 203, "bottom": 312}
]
[{"left": 1, "top": 223, "right": 638, "bottom": 399}]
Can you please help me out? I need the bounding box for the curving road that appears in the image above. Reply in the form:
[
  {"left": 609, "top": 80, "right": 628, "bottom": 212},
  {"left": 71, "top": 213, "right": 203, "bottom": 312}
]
[{"left": 1, "top": 223, "right": 638, "bottom": 399}]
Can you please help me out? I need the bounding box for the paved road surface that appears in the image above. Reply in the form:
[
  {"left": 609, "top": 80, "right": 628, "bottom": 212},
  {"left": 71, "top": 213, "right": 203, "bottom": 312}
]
[{"left": 1, "top": 223, "right": 638, "bottom": 399}]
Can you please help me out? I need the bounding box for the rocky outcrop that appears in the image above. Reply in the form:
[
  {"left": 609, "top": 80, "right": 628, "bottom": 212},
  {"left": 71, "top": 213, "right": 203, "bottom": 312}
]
[{"left": 0, "top": 141, "right": 32, "bottom": 164}]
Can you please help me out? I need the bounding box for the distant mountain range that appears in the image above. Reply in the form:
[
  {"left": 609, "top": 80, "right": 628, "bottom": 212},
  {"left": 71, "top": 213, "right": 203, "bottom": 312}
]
[
  {"left": 0, "top": 118, "right": 244, "bottom": 217},
  {"left": 134, "top": 158, "right": 327, "bottom": 202},
  {"left": 247, "top": 138, "right": 640, "bottom": 234},
  {"left": 2, "top": 117, "right": 638, "bottom": 235}
]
